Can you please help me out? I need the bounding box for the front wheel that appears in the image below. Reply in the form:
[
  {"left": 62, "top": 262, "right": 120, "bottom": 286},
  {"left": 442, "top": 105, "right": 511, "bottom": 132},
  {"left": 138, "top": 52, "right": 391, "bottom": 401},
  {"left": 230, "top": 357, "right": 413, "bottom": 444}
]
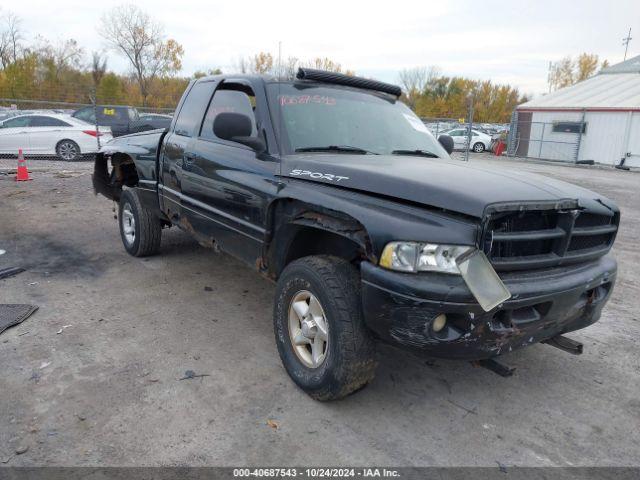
[
  {"left": 273, "top": 255, "right": 377, "bottom": 401},
  {"left": 56, "top": 139, "right": 81, "bottom": 161},
  {"left": 118, "top": 189, "right": 162, "bottom": 257},
  {"left": 473, "top": 142, "right": 485, "bottom": 153}
]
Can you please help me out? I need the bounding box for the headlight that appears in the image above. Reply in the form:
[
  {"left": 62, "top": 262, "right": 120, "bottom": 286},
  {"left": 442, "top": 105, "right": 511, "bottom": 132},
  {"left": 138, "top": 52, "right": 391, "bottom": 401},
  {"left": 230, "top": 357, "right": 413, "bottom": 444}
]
[{"left": 379, "top": 242, "right": 473, "bottom": 274}]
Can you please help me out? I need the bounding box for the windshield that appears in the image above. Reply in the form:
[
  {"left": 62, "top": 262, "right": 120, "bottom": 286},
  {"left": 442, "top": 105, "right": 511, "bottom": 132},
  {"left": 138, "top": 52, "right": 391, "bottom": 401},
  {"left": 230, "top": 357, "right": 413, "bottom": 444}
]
[{"left": 267, "top": 84, "right": 449, "bottom": 158}]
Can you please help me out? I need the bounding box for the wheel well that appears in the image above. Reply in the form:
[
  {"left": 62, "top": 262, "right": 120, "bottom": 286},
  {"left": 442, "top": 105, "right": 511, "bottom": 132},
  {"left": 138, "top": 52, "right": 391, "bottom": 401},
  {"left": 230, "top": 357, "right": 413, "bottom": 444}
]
[
  {"left": 56, "top": 139, "right": 79, "bottom": 150},
  {"left": 112, "top": 153, "right": 140, "bottom": 187},
  {"left": 281, "top": 226, "right": 362, "bottom": 274},
  {"left": 265, "top": 199, "right": 374, "bottom": 278},
  {"left": 92, "top": 152, "right": 139, "bottom": 201}
]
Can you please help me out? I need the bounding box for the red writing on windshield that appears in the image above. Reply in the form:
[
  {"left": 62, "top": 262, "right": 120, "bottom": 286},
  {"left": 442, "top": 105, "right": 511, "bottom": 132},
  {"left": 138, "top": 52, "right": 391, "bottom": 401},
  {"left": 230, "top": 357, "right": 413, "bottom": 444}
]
[{"left": 280, "top": 95, "right": 336, "bottom": 106}]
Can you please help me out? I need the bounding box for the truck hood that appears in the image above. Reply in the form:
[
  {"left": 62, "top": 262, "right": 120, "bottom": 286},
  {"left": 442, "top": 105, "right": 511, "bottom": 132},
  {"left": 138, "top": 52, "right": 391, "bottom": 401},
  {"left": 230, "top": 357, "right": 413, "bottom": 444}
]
[{"left": 280, "top": 154, "right": 616, "bottom": 218}]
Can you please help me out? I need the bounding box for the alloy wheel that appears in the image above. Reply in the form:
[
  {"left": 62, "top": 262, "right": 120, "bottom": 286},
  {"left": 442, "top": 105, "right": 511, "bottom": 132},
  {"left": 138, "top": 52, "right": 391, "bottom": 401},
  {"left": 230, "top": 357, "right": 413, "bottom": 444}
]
[
  {"left": 288, "top": 290, "right": 329, "bottom": 368},
  {"left": 58, "top": 141, "right": 79, "bottom": 160},
  {"left": 121, "top": 203, "right": 136, "bottom": 245}
]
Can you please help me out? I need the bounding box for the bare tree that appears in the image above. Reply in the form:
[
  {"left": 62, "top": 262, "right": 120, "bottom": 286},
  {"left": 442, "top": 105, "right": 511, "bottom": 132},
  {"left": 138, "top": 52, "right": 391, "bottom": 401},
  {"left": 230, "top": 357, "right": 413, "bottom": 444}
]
[
  {"left": 232, "top": 55, "right": 249, "bottom": 74},
  {"left": 99, "top": 5, "right": 184, "bottom": 105},
  {"left": 398, "top": 66, "right": 440, "bottom": 109},
  {"left": 91, "top": 51, "right": 108, "bottom": 87},
  {"left": 0, "top": 9, "right": 23, "bottom": 68},
  {"left": 35, "top": 36, "right": 85, "bottom": 81},
  {"left": 274, "top": 56, "right": 299, "bottom": 80}
]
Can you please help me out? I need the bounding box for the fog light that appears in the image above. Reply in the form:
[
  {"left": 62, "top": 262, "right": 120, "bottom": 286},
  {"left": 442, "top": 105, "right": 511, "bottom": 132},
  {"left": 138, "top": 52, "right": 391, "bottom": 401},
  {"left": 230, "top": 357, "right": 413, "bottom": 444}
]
[{"left": 432, "top": 314, "right": 447, "bottom": 332}]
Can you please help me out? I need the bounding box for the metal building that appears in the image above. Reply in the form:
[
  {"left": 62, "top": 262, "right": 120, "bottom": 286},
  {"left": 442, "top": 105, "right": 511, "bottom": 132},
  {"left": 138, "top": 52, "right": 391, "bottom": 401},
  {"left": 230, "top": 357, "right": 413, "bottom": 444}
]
[{"left": 510, "top": 55, "right": 640, "bottom": 167}]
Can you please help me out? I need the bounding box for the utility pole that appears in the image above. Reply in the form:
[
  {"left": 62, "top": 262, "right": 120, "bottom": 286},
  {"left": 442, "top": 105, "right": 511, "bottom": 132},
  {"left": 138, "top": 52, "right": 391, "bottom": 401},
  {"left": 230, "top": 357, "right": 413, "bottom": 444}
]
[
  {"left": 622, "top": 28, "right": 632, "bottom": 61},
  {"left": 278, "top": 41, "right": 282, "bottom": 79}
]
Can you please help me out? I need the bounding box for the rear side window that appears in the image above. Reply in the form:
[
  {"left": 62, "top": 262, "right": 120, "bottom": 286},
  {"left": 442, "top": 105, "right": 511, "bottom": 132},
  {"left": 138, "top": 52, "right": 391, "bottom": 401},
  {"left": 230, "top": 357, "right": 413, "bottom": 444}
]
[
  {"left": 97, "top": 107, "right": 127, "bottom": 122},
  {"left": 2, "top": 116, "right": 32, "bottom": 128},
  {"left": 73, "top": 108, "right": 95, "bottom": 123},
  {"left": 200, "top": 88, "right": 257, "bottom": 141},
  {"left": 174, "top": 81, "right": 216, "bottom": 137},
  {"left": 30, "top": 116, "right": 71, "bottom": 127}
]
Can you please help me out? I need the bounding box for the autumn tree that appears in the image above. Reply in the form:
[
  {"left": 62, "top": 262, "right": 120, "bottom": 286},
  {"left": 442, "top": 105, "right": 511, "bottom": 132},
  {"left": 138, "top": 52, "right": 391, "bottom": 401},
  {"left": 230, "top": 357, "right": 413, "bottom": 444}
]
[
  {"left": 193, "top": 68, "right": 222, "bottom": 79},
  {"left": 575, "top": 53, "right": 599, "bottom": 81},
  {"left": 99, "top": 4, "right": 184, "bottom": 105},
  {"left": 549, "top": 53, "right": 606, "bottom": 91},
  {"left": 251, "top": 52, "right": 273, "bottom": 74},
  {"left": 413, "top": 75, "right": 526, "bottom": 123}
]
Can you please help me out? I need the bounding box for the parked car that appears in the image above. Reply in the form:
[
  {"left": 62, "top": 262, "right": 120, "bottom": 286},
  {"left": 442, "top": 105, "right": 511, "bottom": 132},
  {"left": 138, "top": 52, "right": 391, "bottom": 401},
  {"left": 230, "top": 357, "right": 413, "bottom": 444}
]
[
  {"left": 440, "top": 128, "right": 492, "bottom": 152},
  {"left": 93, "top": 69, "right": 618, "bottom": 401},
  {"left": 0, "top": 113, "right": 112, "bottom": 161},
  {"left": 138, "top": 113, "right": 173, "bottom": 130},
  {"left": 72, "top": 105, "right": 152, "bottom": 137}
]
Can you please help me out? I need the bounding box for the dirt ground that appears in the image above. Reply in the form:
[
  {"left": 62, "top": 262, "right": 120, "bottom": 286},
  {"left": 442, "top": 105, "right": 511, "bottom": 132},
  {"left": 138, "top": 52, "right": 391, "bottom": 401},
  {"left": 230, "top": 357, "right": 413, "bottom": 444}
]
[{"left": 0, "top": 155, "right": 638, "bottom": 467}]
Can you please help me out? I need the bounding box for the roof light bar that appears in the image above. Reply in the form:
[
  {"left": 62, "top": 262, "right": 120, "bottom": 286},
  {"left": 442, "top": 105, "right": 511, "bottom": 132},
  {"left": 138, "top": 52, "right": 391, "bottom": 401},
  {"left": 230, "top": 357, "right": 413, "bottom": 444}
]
[{"left": 296, "top": 68, "right": 402, "bottom": 98}]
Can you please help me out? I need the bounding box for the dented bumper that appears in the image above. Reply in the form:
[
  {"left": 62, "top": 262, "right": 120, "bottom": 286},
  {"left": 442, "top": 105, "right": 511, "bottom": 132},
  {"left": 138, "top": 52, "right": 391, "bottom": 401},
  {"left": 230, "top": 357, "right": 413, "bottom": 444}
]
[{"left": 360, "top": 256, "right": 616, "bottom": 360}]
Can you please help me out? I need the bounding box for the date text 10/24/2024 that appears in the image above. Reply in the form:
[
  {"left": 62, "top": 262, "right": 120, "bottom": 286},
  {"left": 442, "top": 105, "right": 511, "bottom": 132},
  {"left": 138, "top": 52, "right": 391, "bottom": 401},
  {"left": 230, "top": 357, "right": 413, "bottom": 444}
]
[{"left": 233, "top": 468, "right": 401, "bottom": 478}]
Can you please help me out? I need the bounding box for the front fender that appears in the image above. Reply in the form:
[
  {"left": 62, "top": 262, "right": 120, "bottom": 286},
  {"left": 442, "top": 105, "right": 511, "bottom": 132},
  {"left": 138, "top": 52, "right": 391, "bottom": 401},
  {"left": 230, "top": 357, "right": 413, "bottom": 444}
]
[{"left": 272, "top": 179, "right": 480, "bottom": 260}]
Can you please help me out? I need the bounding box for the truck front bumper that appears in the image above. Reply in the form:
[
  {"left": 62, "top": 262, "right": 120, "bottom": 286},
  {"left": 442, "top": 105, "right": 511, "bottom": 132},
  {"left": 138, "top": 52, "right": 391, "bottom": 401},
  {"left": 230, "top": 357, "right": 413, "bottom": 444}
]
[{"left": 360, "top": 256, "right": 616, "bottom": 360}]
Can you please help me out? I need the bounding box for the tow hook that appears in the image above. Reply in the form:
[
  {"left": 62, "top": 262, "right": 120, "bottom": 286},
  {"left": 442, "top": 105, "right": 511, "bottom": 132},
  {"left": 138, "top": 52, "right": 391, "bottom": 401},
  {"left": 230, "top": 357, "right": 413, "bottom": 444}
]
[{"left": 543, "top": 335, "right": 584, "bottom": 355}]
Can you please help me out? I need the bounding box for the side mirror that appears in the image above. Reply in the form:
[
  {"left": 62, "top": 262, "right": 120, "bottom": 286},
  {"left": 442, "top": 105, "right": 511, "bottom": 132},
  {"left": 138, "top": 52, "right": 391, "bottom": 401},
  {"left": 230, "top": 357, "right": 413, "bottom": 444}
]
[
  {"left": 438, "top": 134, "right": 454, "bottom": 155},
  {"left": 213, "top": 112, "right": 265, "bottom": 153}
]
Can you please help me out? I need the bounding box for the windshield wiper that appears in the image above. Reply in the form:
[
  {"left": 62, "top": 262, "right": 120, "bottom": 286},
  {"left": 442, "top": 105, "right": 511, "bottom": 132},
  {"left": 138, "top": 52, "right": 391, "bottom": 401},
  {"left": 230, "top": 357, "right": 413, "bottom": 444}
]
[
  {"left": 295, "top": 145, "right": 378, "bottom": 155},
  {"left": 391, "top": 149, "right": 440, "bottom": 158}
]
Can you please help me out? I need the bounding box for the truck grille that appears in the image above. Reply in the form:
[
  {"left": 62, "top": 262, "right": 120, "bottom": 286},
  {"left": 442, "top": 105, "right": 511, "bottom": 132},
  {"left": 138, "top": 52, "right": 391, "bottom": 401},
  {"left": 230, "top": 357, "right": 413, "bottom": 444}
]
[{"left": 484, "top": 209, "right": 618, "bottom": 271}]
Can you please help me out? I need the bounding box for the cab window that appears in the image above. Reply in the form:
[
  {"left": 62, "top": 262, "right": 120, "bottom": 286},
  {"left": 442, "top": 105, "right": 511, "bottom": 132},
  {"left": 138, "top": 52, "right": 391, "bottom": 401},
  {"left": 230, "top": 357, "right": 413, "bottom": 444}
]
[{"left": 173, "top": 81, "right": 216, "bottom": 137}]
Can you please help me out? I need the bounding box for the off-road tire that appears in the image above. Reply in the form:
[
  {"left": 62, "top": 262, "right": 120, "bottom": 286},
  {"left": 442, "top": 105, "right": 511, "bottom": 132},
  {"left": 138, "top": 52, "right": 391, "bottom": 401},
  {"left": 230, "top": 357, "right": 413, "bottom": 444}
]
[
  {"left": 118, "top": 188, "right": 162, "bottom": 257},
  {"left": 274, "top": 255, "right": 377, "bottom": 401},
  {"left": 473, "top": 142, "right": 485, "bottom": 153}
]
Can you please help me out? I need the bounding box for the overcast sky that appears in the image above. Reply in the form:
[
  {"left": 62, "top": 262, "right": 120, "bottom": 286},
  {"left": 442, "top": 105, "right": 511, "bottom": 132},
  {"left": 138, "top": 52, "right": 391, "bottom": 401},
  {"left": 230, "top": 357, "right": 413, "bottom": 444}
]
[{"left": 5, "top": 0, "right": 640, "bottom": 95}]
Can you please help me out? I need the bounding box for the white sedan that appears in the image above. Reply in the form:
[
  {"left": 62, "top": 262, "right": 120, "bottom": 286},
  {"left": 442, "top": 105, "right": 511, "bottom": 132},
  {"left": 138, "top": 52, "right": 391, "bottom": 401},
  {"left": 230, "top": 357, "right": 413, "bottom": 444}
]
[
  {"left": 440, "top": 128, "right": 492, "bottom": 153},
  {"left": 0, "top": 113, "right": 112, "bottom": 161}
]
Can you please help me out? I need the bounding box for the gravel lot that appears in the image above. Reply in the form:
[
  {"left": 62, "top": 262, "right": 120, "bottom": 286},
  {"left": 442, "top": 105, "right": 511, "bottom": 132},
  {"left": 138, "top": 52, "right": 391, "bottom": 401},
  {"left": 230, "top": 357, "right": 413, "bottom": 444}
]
[{"left": 0, "top": 155, "right": 638, "bottom": 467}]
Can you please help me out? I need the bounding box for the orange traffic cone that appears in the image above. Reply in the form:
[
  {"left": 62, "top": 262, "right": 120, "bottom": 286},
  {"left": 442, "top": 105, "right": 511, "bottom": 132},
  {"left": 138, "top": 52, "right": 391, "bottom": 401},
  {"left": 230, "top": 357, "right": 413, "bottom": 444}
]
[{"left": 15, "top": 149, "right": 32, "bottom": 181}]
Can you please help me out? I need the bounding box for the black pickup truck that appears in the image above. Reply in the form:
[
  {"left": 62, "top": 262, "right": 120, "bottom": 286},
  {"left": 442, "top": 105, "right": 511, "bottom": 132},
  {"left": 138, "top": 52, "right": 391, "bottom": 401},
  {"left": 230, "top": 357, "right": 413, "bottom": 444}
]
[{"left": 93, "top": 68, "right": 619, "bottom": 400}]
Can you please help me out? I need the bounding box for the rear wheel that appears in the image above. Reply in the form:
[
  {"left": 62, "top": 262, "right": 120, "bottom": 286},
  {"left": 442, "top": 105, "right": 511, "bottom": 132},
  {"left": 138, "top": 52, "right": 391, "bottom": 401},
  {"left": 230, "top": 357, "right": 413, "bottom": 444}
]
[
  {"left": 473, "top": 142, "right": 485, "bottom": 153},
  {"left": 56, "top": 139, "right": 81, "bottom": 161},
  {"left": 273, "top": 255, "right": 376, "bottom": 401},
  {"left": 118, "top": 189, "right": 162, "bottom": 257}
]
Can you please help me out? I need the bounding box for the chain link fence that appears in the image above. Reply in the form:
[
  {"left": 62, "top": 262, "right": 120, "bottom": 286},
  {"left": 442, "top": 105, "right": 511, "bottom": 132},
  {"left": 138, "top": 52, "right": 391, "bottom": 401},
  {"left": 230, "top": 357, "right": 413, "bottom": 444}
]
[
  {"left": 421, "top": 117, "right": 509, "bottom": 161},
  {"left": 507, "top": 110, "right": 586, "bottom": 163},
  {"left": 0, "top": 87, "right": 177, "bottom": 161}
]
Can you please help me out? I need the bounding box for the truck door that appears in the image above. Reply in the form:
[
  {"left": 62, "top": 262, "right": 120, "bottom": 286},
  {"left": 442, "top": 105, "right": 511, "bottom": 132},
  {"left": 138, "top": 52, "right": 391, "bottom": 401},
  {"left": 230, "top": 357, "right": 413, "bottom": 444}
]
[
  {"left": 158, "top": 80, "right": 217, "bottom": 224},
  {"left": 181, "top": 81, "right": 278, "bottom": 265}
]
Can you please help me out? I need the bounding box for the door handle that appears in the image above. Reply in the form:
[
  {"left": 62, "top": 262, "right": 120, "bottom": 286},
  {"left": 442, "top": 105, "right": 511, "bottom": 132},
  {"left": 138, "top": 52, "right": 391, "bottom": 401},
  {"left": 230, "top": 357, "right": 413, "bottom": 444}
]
[{"left": 183, "top": 153, "right": 196, "bottom": 165}]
